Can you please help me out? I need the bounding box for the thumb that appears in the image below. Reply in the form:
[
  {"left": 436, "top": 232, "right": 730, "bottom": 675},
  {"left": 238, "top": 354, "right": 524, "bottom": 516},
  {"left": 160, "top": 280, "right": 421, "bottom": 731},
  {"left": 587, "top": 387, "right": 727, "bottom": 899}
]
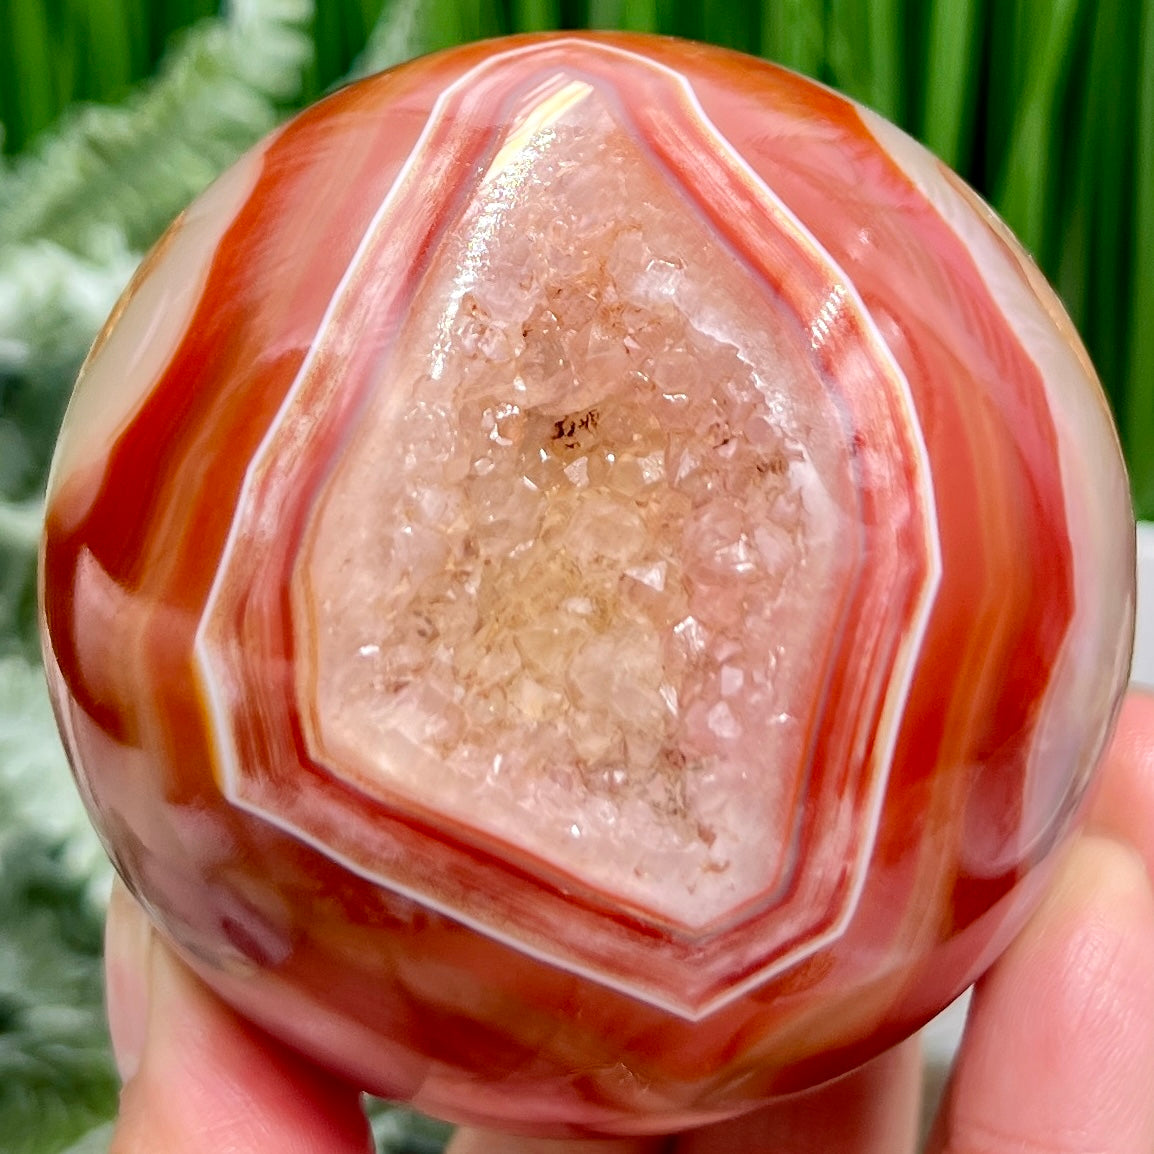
[{"left": 104, "top": 879, "right": 373, "bottom": 1154}]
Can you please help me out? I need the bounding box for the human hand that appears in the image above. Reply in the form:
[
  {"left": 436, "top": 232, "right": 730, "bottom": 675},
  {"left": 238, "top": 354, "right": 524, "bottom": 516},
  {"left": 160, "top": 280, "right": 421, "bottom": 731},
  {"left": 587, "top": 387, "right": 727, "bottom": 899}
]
[{"left": 104, "top": 691, "right": 1154, "bottom": 1154}]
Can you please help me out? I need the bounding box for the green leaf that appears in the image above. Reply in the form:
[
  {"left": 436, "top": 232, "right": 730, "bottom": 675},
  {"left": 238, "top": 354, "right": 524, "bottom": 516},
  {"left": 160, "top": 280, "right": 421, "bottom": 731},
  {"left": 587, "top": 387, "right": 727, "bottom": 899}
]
[
  {"left": 2, "top": 1, "right": 60, "bottom": 155},
  {"left": 0, "top": 826, "right": 118, "bottom": 1154},
  {"left": 701, "top": 1, "right": 759, "bottom": 53},
  {"left": 0, "top": 656, "right": 117, "bottom": 1154},
  {"left": 350, "top": 0, "right": 434, "bottom": 79},
  {"left": 0, "top": 0, "right": 314, "bottom": 256},
  {"left": 367, "top": 1101, "right": 453, "bottom": 1153},
  {"left": 0, "top": 499, "right": 41, "bottom": 555},
  {"left": 0, "top": 656, "right": 109, "bottom": 890},
  {"left": 588, "top": 0, "right": 658, "bottom": 34},
  {"left": 0, "top": 496, "right": 46, "bottom": 660},
  {"left": 305, "top": 0, "right": 390, "bottom": 98},
  {"left": 0, "top": 229, "right": 139, "bottom": 660},
  {"left": 991, "top": 0, "right": 1087, "bottom": 258},
  {"left": 1058, "top": 0, "right": 1140, "bottom": 419},
  {"left": 1127, "top": 0, "right": 1154, "bottom": 518},
  {"left": 826, "top": 0, "right": 903, "bottom": 120},
  {"left": 0, "top": 231, "right": 139, "bottom": 383},
  {"left": 416, "top": 0, "right": 505, "bottom": 52},
  {"left": 830, "top": 0, "right": 909, "bottom": 115},
  {"left": 56, "top": 1121, "right": 114, "bottom": 1154},
  {"left": 865, "top": 0, "right": 904, "bottom": 122},
  {"left": 920, "top": 0, "right": 983, "bottom": 167},
  {"left": 80, "top": 0, "right": 137, "bottom": 103},
  {"left": 761, "top": 0, "right": 824, "bottom": 77},
  {"left": 510, "top": 0, "right": 562, "bottom": 33}
]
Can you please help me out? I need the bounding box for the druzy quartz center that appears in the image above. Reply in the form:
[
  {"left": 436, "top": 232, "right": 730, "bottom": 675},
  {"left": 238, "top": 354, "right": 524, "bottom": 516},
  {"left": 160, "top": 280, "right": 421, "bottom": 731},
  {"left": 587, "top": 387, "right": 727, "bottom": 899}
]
[
  {"left": 303, "top": 90, "right": 856, "bottom": 924},
  {"left": 195, "top": 44, "right": 940, "bottom": 1016}
]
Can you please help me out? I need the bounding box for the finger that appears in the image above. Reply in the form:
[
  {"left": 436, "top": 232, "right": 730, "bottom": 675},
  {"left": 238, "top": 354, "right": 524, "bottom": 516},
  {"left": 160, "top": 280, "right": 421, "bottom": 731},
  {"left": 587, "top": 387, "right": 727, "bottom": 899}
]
[
  {"left": 105, "top": 880, "right": 373, "bottom": 1154},
  {"left": 105, "top": 878, "right": 154, "bottom": 1083},
  {"left": 446, "top": 1128, "right": 666, "bottom": 1154},
  {"left": 927, "top": 834, "right": 1154, "bottom": 1154},
  {"left": 675, "top": 1035, "right": 922, "bottom": 1154},
  {"left": 1087, "top": 688, "right": 1154, "bottom": 873}
]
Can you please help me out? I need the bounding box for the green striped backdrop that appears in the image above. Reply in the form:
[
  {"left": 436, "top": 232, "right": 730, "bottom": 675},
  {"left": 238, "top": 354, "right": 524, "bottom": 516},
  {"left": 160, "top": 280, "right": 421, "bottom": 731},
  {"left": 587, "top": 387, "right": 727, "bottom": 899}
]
[{"left": 1, "top": 0, "right": 1151, "bottom": 513}]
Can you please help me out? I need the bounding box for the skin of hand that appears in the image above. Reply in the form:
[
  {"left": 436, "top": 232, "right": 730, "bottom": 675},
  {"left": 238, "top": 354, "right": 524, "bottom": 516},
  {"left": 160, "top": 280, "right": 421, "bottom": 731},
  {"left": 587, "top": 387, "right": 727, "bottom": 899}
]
[{"left": 103, "top": 690, "right": 1154, "bottom": 1154}]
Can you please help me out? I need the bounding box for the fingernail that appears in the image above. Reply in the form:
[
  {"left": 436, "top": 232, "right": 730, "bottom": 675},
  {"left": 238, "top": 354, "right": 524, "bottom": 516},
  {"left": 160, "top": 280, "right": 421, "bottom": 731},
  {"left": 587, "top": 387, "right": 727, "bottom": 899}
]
[{"left": 104, "top": 879, "right": 155, "bottom": 1083}]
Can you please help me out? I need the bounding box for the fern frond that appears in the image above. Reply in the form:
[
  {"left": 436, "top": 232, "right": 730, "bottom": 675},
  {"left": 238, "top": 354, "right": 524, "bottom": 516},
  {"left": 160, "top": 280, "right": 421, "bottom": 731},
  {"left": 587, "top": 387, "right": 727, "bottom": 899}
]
[
  {"left": 0, "top": 231, "right": 139, "bottom": 382},
  {"left": 0, "top": 656, "right": 118, "bottom": 1154},
  {"left": 0, "top": 0, "right": 314, "bottom": 257},
  {"left": 0, "top": 656, "right": 109, "bottom": 897},
  {"left": 350, "top": 0, "right": 432, "bottom": 79},
  {"left": 0, "top": 500, "right": 42, "bottom": 555},
  {"left": 56, "top": 1122, "right": 114, "bottom": 1154}
]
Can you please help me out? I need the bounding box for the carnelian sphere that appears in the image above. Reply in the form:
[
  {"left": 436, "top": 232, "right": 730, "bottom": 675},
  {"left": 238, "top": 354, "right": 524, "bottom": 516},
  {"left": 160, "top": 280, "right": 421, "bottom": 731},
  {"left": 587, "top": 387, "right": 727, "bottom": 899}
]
[{"left": 40, "top": 33, "right": 1135, "bottom": 1135}]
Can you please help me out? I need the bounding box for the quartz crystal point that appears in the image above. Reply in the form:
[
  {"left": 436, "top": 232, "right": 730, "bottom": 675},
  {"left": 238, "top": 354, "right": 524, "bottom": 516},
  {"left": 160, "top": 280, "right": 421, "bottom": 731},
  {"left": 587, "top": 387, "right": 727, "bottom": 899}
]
[{"left": 39, "top": 34, "right": 1135, "bottom": 1136}]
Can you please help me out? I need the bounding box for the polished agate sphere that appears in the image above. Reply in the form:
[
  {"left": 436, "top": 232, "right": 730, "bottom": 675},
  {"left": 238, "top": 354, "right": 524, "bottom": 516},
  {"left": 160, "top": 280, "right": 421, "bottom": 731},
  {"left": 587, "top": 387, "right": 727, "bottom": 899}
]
[{"left": 40, "top": 33, "right": 1135, "bottom": 1136}]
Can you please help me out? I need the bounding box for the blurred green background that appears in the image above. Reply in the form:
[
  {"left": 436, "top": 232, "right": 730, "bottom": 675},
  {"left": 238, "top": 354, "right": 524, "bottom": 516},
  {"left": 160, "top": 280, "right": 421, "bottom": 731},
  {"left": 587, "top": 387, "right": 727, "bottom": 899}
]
[
  {"left": 0, "top": 2, "right": 1150, "bottom": 1152},
  {"left": 2, "top": 0, "right": 1152, "bottom": 516}
]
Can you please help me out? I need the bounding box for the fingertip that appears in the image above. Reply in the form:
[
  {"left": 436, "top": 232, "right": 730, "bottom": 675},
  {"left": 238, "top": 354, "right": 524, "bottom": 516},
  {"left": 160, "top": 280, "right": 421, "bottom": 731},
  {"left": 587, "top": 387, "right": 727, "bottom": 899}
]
[
  {"left": 104, "top": 879, "right": 155, "bottom": 1083},
  {"left": 677, "top": 1037, "right": 922, "bottom": 1154},
  {"left": 1088, "top": 689, "right": 1154, "bottom": 875},
  {"left": 1050, "top": 831, "right": 1154, "bottom": 925},
  {"left": 932, "top": 834, "right": 1154, "bottom": 1154},
  {"left": 993, "top": 833, "right": 1154, "bottom": 1061},
  {"left": 108, "top": 919, "right": 372, "bottom": 1154}
]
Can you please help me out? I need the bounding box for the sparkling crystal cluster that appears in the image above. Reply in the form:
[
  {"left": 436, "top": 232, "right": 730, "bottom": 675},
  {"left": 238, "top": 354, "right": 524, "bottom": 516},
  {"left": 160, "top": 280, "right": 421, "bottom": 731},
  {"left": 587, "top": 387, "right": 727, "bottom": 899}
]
[{"left": 303, "top": 98, "right": 843, "bottom": 924}]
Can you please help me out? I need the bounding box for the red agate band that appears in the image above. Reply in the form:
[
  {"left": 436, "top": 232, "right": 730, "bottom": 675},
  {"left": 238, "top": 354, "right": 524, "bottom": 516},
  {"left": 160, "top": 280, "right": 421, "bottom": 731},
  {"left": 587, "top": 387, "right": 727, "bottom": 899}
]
[{"left": 40, "top": 32, "right": 1134, "bottom": 1129}]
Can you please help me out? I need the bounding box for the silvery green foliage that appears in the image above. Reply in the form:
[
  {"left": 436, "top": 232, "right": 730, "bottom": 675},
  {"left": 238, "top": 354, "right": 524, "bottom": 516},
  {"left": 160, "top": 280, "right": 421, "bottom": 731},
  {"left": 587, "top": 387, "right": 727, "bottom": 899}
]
[
  {"left": 0, "top": 835, "right": 117, "bottom": 1154},
  {"left": 0, "top": 0, "right": 426, "bottom": 390},
  {"left": 369, "top": 1103, "right": 454, "bottom": 1152},
  {"left": 0, "top": 499, "right": 44, "bottom": 661},
  {"left": 0, "top": 0, "right": 317, "bottom": 668},
  {"left": 0, "top": 1, "right": 453, "bottom": 1148},
  {"left": 0, "top": 501, "right": 41, "bottom": 554},
  {"left": 0, "top": 656, "right": 110, "bottom": 900},
  {"left": 55, "top": 1123, "right": 114, "bottom": 1154},
  {"left": 0, "top": 4, "right": 309, "bottom": 1151},
  {"left": 0, "top": 664, "right": 117, "bottom": 1154},
  {"left": 0, "top": 0, "right": 312, "bottom": 257},
  {"left": 0, "top": 0, "right": 317, "bottom": 658},
  {"left": 0, "top": 229, "right": 139, "bottom": 381},
  {"left": 0, "top": 0, "right": 314, "bottom": 423}
]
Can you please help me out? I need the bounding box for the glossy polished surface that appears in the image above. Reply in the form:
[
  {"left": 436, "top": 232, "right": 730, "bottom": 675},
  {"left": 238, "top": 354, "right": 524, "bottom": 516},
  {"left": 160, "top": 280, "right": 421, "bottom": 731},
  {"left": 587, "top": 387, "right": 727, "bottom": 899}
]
[{"left": 40, "top": 34, "right": 1135, "bottom": 1135}]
